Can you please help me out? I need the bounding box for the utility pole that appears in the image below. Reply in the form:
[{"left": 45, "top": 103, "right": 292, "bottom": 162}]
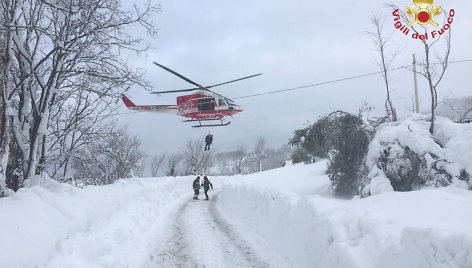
[{"left": 413, "top": 54, "right": 420, "bottom": 113}]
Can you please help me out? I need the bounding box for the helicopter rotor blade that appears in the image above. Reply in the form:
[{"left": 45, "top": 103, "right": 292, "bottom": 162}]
[
  {"left": 151, "top": 62, "right": 261, "bottom": 99},
  {"left": 152, "top": 62, "right": 206, "bottom": 90},
  {"left": 150, "top": 88, "right": 200, "bottom": 95},
  {"left": 206, "top": 73, "right": 263, "bottom": 89},
  {"left": 150, "top": 87, "right": 224, "bottom": 95},
  {"left": 177, "top": 73, "right": 263, "bottom": 91}
]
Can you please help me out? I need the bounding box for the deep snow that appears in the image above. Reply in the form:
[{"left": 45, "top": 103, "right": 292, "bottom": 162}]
[
  {"left": 1, "top": 161, "right": 471, "bottom": 268},
  {"left": 362, "top": 115, "right": 472, "bottom": 196}
]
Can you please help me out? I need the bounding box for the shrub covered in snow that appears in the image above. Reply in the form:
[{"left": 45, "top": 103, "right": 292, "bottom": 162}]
[
  {"left": 289, "top": 114, "right": 335, "bottom": 162},
  {"left": 290, "top": 147, "right": 312, "bottom": 164},
  {"left": 325, "top": 112, "right": 370, "bottom": 197},
  {"left": 290, "top": 111, "right": 371, "bottom": 197},
  {"left": 360, "top": 115, "right": 472, "bottom": 196}
]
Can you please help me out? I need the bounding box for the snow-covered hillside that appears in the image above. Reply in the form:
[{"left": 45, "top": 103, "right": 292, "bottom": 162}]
[{"left": 1, "top": 162, "right": 471, "bottom": 268}]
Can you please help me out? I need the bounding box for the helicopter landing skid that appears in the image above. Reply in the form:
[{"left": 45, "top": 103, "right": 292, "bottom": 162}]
[
  {"left": 192, "top": 122, "right": 231, "bottom": 128},
  {"left": 183, "top": 118, "right": 223, "bottom": 122}
]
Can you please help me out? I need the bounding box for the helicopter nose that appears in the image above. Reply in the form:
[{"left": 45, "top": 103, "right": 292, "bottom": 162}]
[{"left": 229, "top": 105, "right": 243, "bottom": 114}]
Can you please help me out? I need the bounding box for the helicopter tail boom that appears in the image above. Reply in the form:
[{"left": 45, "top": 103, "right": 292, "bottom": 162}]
[
  {"left": 121, "top": 95, "right": 136, "bottom": 108},
  {"left": 121, "top": 95, "right": 178, "bottom": 114}
]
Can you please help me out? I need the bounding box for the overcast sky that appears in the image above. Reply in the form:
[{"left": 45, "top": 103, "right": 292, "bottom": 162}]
[{"left": 119, "top": 0, "right": 472, "bottom": 156}]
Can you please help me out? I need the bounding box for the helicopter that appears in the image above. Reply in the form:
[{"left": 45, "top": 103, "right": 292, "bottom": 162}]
[{"left": 121, "top": 62, "right": 261, "bottom": 128}]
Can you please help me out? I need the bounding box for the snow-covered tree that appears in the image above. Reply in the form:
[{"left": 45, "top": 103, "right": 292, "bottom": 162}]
[
  {"left": 436, "top": 96, "right": 472, "bottom": 123},
  {"left": 181, "top": 139, "right": 213, "bottom": 176},
  {"left": 360, "top": 115, "right": 471, "bottom": 196},
  {"left": 389, "top": 5, "right": 451, "bottom": 134},
  {"left": 264, "top": 145, "right": 291, "bottom": 170},
  {"left": 47, "top": 89, "right": 118, "bottom": 180},
  {"left": 367, "top": 14, "right": 398, "bottom": 122},
  {"left": 325, "top": 112, "right": 370, "bottom": 197},
  {"left": 290, "top": 147, "right": 311, "bottom": 164},
  {"left": 289, "top": 115, "right": 336, "bottom": 162},
  {"left": 0, "top": 0, "right": 158, "bottom": 191},
  {"left": 213, "top": 144, "right": 289, "bottom": 176},
  {"left": 71, "top": 123, "right": 143, "bottom": 185},
  {"left": 247, "top": 137, "right": 267, "bottom": 173},
  {"left": 212, "top": 146, "right": 249, "bottom": 175},
  {"left": 151, "top": 153, "right": 167, "bottom": 177},
  {"left": 290, "top": 111, "right": 370, "bottom": 197},
  {"left": 165, "top": 153, "right": 182, "bottom": 177},
  {"left": 232, "top": 146, "right": 249, "bottom": 174}
]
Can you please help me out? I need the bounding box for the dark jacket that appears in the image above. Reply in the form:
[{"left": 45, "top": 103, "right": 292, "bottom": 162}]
[
  {"left": 193, "top": 178, "right": 200, "bottom": 190},
  {"left": 205, "top": 134, "right": 213, "bottom": 144},
  {"left": 202, "top": 177, "right": 213, "bottom": 190}
]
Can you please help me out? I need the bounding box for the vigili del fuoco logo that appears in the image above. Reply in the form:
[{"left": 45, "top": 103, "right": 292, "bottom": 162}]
[{"left": 392, "top": 0, "right": 455, "bottom": 40}]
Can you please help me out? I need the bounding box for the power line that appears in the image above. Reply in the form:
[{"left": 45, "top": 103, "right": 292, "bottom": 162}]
[
  {"left": 231, "top": 59, "right": 472, "bottom": 100},
  {"left": 109, "top": 59, "right": 472, "bottom": 117}
]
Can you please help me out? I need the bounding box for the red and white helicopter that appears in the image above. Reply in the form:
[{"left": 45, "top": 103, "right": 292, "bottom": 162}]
[{"left": 121, "top": 62, "right": 261, "bottom": 127}]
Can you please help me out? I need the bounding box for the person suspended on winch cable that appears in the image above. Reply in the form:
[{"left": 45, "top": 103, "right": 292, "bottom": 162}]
[
  {"left": 192, "top": 176, "right": 201, "bottom": 200},
  {"left": 201, "top": 175, "right": 213, "bottom": 200},
  {"left": 204, "top": 133, "right": 213, "bottom": 151}
]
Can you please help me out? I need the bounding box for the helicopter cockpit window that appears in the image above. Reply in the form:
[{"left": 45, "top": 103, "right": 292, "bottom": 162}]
[
  {"left": 218, "top": 98, "right": 225, "bottom": 106},
  {"left": 198, "top": 98, "right": 216, "bottom": 111},
  {"left": 224, "top": 98, "right": 235, "bottom": 105}
]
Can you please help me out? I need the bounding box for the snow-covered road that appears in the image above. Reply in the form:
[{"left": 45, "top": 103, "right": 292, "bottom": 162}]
[
  {"left": 1, "top": 162, "right": 472, "bottom": 268},
  {"left": 149, "top": 192, "right": 269, "bottom": 268}
]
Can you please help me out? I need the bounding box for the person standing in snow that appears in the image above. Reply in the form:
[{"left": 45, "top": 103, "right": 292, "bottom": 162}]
[
  {"left": 201, "top": 175, "right": 213, "bottom": 200},
  {"left": 193, "top": 176, "right": 201, "bottom": 200},
  {"left": 204, "top": 133, "right": 213, "bottom": 151}
]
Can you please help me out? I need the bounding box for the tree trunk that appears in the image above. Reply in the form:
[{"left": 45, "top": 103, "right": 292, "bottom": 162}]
[
  {"left": 0, "top": 0, "right": 18, "bottom": 195},
  {"left": 24, "top": 121, "right": 40, "bottom": 185},
  {"left": 0, "top": 113, "right": 10, "bottom": 196},
  {"left": 36, "top": 134, "right": 47, "bottom": 175},
  {"left": 425, "top": 44, "right": 437, "bottom": 134},
  {"left": 6, "top": 141, "right": 22, "bottom": 191}
]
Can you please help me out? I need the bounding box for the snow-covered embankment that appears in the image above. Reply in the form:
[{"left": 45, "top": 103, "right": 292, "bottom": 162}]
[
  {"left": 0, "top": 177, "right": 193, "bottom": 268},
  {"left": 218, "top": 162, "right": 472, "bottom": 268}
]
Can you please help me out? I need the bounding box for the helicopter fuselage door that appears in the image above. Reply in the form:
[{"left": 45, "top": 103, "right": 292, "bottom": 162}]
[{"left": 198, "top": 97, "right": 216, "bottom": 111}]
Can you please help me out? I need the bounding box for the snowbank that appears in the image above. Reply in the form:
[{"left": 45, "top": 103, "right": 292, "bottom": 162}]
[
  {"left": 0, "top": 176, "right": 193, "bottom": 268},
  {"left": 225, "top": 160, "right": 332, "bottom": 197},
  {"left": 362, "top": 114, "right": 472, "bottom": 195},
  {"left": 1, "top": 160, "right": 472, "bottom": 268},
  {"left": 218, "top": 162, "right": 472, "bottom": 268}
]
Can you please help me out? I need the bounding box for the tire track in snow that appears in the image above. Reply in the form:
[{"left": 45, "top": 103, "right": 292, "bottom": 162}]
[
  {"left": 150, "top": 201, "right": 199, "bottom": 268},
  {"left": 149, "top": 192, "right": 268, "bottom": 268},
  {"left": 208, "top": 194, "right": 270, "bottom": 268}
]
